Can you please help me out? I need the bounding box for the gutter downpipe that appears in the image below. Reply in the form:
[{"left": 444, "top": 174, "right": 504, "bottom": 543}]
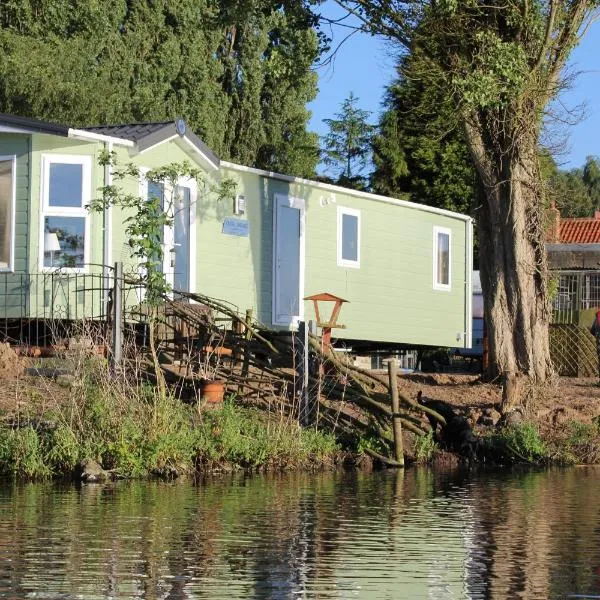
[
  {"left": 103, "top": 141, "right": 113, "bottom": 314},
  {"left": 465, "top": 217, "right": 473, "bottom": 349}
]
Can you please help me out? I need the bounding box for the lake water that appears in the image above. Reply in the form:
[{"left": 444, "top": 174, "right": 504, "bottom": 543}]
[{"left": 0, "top": 467, "right": 599, "bottom": 599}]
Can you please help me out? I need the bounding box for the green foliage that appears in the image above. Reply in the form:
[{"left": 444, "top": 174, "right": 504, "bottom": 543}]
[
  {"left": 0, "top": 363, "right": 339, "bottom": 480},
  {"left": 554, "top": 421, "right": 600, "bottom": 465},
  {"left": 197, "top": 399, "right": 339, "bottom": 467},
  {"left": 541, "top": 151, "right": 596, "bottom": 218},
  {"left": 0, "top": 427, "right": 50, "bottom": 479},
  {"left": 357, "top": 429, "right": 390, "bottom": 456},
  {"left": 453, "top": 33, "right": 528, "bottom": 109},
  {"left": 485, "top": 422, "right": 548, "bottom": 464},
  {"left": 321, "top": 92, "right": 375, "bottom": 190},
  {"left": 0, "top": 1, "right": 320, "bottom": 177},
  {"left": 413, "top": 431, "right": 438, "bottom": 463},
  {"left": 88, "top": 153, "right": 236, "bottom": 302},
  {"left": 371, "top": 52, "right": 476, "bottom": 217}
]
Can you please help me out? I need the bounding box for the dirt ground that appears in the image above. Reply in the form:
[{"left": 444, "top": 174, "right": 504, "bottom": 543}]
[
  {"left": 2, "top": 338, "right": 600, "bottom": 443},
  {"left": 396, "top": 372, "right": 600, "bottom": 439}
]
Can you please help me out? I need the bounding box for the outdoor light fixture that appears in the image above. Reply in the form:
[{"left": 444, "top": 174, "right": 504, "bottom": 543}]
[
  {"left": 234, "top": 194, "right": 246, "bottom": 215},
  {"left": 45, "top": 232, "right": 61, "bottom": 267}
]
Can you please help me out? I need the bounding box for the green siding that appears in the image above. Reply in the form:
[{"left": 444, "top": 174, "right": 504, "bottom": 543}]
[
  {"left": 0, "top": 129, "right": 471, "bottom": 347},
  {"left": 0, "top": 135, "right": 30, "bottom": 317},
  {"left": 217, "top": 167, "right": 471, "bottom": 348}
]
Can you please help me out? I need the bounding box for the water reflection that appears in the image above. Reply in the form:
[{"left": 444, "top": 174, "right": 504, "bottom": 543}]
[{"left": 0, "top": 468, "right": 598, "bottom": 598}]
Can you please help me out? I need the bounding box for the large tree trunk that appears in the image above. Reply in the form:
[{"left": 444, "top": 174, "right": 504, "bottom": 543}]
[{"left": 464, "top": 113, "right": 554, "bottom": 407}]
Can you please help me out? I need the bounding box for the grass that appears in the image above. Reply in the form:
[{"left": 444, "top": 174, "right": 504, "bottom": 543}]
[
  {"left": 413, "top": 431, "right": 438, "bottom": 464},
  {"left": 484, "top": 422, "right": 549, "bottom": 464},
  {"left": 0, "top": 355, "right": 340, "bottom": 480},
  {"left": 552, "top": 420, "right": 600, "bottom": 465}
]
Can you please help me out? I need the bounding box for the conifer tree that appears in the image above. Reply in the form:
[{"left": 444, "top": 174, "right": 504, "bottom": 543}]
[
  {"left": 0, "top": 0, "right": 320, "bottom": 177},
  {"left": 321, "top": 92, "right": 375, "bottom": 190}
]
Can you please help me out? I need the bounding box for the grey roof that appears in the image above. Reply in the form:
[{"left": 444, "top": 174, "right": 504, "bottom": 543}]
[
  {"left": 0, "top": 112, "right": 220, "bottom": 168},
  {"left": 82, "top": 120, "right": 220, "bottom": 167},
  {"left": 0, "top": 112, "right": 69, "bottom": 136},
  {"left": 83, "top": 122, "right": 173, "bottom": 143}
]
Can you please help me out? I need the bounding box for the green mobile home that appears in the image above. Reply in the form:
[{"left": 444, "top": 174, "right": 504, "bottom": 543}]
[{"left": 0, "top": 112, "right": 473, "bottom": 350}]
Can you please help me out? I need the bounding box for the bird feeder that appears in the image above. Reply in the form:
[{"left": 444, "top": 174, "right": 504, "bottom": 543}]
[{"left": 303, "top": 292, "right": 348, "bottom": 349}]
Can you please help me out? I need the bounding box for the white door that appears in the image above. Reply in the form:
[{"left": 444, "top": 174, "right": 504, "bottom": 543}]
[
  {"left": 173, "top": 185, "right": 191, "bottom": 292},
  {"left": 273, "top": 194, "right": 304, "bottom": 325},
  {"left": 162, "top": 180, "right": 196, "bottom": 295}
]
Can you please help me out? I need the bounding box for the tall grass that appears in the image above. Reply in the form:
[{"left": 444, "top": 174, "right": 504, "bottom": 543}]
[{"left": 0, "top": 337, "right": 339, "bottom": 479}]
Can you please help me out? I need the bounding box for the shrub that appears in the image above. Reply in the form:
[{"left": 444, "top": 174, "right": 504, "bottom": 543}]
[
  {"left": 555, "top": 421, "right": 600, "bottom": 465},
  {"left": 485, "top": 422, "right": 548, "bottom": 464}
]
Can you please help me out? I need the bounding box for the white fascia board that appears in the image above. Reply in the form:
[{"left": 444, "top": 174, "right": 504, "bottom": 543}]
[
  {"left": 68, "top": 128, "right": 134, "bottom": 147},
  {"left": 221, "top": 160, "right": 473, "bottom": 223},
  {"left": 0, "top": 125, "right": 32, "bottom": 134},
  {"left": 182, "top": 135, "right": 219, "bottom": 171}
]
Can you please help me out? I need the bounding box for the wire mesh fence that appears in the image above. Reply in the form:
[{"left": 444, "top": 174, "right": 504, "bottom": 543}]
[{"left": 549, "top": 324, "right": 598, "bottom": 377}]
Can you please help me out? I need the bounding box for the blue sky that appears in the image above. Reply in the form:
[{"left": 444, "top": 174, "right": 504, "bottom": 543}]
[{"left": 309, "top": 10, "right": 600, "bottom": 172}]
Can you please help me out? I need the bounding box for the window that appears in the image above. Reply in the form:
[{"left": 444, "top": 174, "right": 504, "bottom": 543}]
[
  {"left": 433, "top": 226, "right": 451, "bottom": 290},
  {"left": 41, "top": 155, "right": 91, "bottom": 271},
  {"left": 0, "top": 156, "right": 15, "bottom": 271},
  {"left": 337, "top": 207, "right": 360, "bottom": 268}
]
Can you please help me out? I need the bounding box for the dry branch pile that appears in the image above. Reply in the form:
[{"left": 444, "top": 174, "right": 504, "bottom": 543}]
[{"left": 144, "top": 291, "right": 445, "bottom": 462}]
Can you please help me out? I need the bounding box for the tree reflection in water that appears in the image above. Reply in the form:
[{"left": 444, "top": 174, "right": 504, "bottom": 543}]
[{"left": 0, "top": 469, "right": 598, "bottom": 598}]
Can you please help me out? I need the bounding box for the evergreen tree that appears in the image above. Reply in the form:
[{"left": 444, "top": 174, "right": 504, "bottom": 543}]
[
  {"left": 0, "top": 1, "right": 320, "bottom": 177},
  {"left": 583, "top": 156, "right": 600, "bottom": 210},
  {"left": 321, "top": 93, "right": 374, "bottom": 190},
  {"left": 371, "top": 54, "right": 476, "bottom": 214}
]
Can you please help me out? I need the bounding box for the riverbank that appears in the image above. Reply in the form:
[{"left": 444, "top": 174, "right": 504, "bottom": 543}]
[
  {"left": 2, "top": 339, "right": 600, "bottom": 478},
  {"left": 0, "top": 352, "right": 342, "bottom": 480},
  {"left": 397, "top": 372, "right": 600, "bottom": 465}
]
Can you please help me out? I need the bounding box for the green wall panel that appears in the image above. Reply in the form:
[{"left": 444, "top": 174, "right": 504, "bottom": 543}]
[{"left": 0, "top": 129, "right": 472, "bottom": 348}]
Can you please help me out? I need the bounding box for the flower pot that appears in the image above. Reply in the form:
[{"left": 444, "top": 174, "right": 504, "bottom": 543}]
[{"left": 200, "top": 380, "right": 225, "bottom": 404}]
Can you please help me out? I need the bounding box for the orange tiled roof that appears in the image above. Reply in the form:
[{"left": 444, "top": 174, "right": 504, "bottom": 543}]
[{"left": 560, "top": 217, "right": 600, "bottom": 243}]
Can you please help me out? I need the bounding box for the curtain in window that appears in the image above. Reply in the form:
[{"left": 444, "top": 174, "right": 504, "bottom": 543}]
[
  {"left": 437, "top": 232, "right": 450, "bottom": 285},
  {"left": 0, "top": 160, "right": 13, "bottom": 268}
]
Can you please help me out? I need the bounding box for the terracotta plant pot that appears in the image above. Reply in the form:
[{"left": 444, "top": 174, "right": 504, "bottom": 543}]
[{"left": 200, "top": 380, "right": 225, "bottom": 404}]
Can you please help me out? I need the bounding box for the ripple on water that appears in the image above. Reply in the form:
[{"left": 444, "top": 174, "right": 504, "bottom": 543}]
[{"left": 0, "top": 469, "right": 599, "bottom": 598}]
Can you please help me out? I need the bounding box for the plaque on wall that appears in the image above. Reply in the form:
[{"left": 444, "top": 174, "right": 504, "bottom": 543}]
[{"left": 222, "top": 218, "right": 249, "bottom": 237}]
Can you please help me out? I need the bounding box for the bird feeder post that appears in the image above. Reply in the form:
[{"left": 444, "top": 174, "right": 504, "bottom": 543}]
[{"left": 303, "top": 293, "right": 349, "bottom": 352}]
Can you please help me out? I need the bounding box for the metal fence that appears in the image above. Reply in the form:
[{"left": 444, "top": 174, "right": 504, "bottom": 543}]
[
  {"left": 552, "top": 271, "right": 600, "bottom": 324},
  {"left": 0, "top": 270, "right": 110, "bottom": 345},
  {"left": 0, "top": 265, "right": 153, "bottom": 347}
]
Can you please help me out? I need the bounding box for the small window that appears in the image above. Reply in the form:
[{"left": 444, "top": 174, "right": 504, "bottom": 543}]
[
  {"left": 41, "top": 155, "right": 91, "bottom": 271},
  {"left": 0, "top": 156, "right": 15, "bottom": 271},
  {"left": 48, "top": 163, "right": 84, "bottom": 208},
  {"left": 433, "top": 226, "right": 451, "bottom": 290},
  {"left": 43, "top": 216, "right": 86, "bottom": 268},
  {"left": 337, "top": 207, "right": 360, "bottom": 268}
]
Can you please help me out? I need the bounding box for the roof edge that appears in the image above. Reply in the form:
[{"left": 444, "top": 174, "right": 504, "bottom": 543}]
[
  {"left": 0, "top": 112, "right": 69, "bottom": 136},
  {"left": 221, "top": 161, "right": 473, "bottom": 222}
]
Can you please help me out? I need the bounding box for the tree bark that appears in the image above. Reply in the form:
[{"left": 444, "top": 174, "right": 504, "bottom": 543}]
[{"left": 464, "top": 112, "right": 554, "bottom": 401}]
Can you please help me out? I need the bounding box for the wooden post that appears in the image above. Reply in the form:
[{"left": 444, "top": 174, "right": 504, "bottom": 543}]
[
  {"left": 241, "top": 308, "right": 253, "bottom": 378},
  {"left": 388, "top": 359, "right": 405, "bottom": 467},
  {"left": 110, "top": 262, "right": 123, "bottom": 372},
  {"left": 296, "top": 321, "right": 310, "bottom": 426}
]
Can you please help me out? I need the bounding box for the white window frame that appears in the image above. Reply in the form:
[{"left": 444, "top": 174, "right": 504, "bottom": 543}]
[
  {"left": 337, "top": 206, "right": 361, "bottom": 269},
  {"left": 39, "top": 154, "right": 92, "bottom": 273},
  {"left": 0, "top": 155, "right": 16, "bottom": 273},
  {"left": 433, "top": 226, "right": 452, "bottom": 291}
]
